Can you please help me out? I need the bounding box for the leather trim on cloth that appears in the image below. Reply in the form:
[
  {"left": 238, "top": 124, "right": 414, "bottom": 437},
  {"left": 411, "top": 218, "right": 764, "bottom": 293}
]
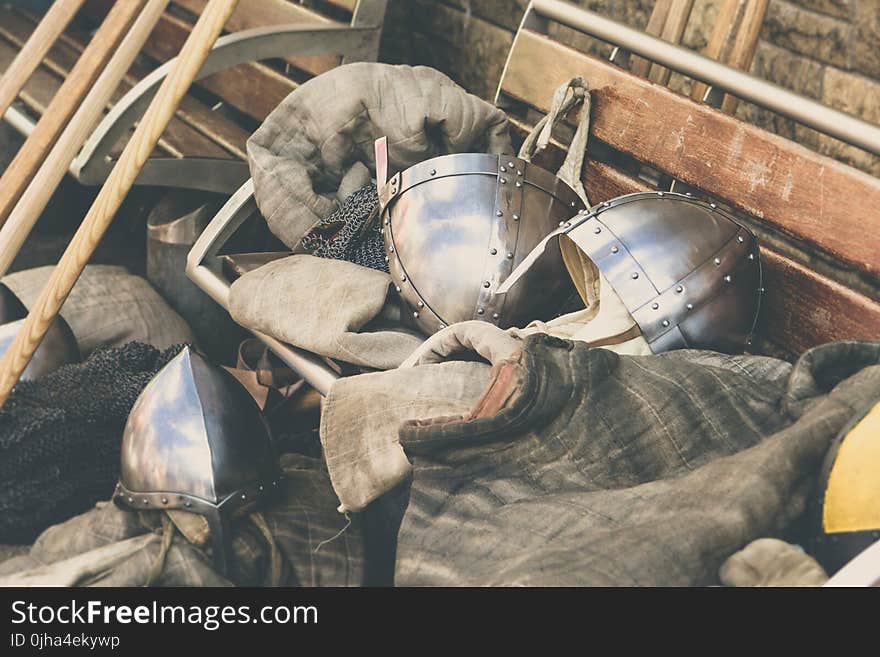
[{"left": 389, "top": 337, "right": 880, "bottom": 585}]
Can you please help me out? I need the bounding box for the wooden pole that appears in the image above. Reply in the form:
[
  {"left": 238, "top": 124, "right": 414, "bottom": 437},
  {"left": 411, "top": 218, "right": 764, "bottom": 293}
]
[
  {"left": 0, "top": 0, "right": 85, "bottom": 122},
  {"left": 0, "top": 0, "right": 240, "bottom": 408},
  {"left": 0, "top": 0, "right": 145, "bottom": 229},
  {"left": 0, "top": 0, "right": 171, "bottom": 279}
]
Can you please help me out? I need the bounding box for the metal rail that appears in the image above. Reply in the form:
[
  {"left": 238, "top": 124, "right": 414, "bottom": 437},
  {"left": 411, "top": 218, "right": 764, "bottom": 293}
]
[
  {"left": 531, "top": 0, "right": 880, "bottom": 156},
  {"left": 186, "top": 180, "right": 340, "bottom": 396}
]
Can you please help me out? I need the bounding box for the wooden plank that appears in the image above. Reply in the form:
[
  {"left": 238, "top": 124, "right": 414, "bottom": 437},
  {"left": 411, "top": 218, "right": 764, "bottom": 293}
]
[
  {"left": 141, "top": 9, "right": 296, "bottom": 121},
  {"left": 0, "top": 0, "right": 145, "bottom": 228},
  {"left": 4, "top": 8, "right": 238, "bottom": 160},
  {"left": 647, "top": 0, "right": 695, "bottom": 85},
  {"left": 0, "top": 30, "right": 64, "bottom": 117},
  {"left": 501, "top": 30, "right": 880, "bottom": 277},
  {"left": 0, "top": 0, "right": 84, "bottom": 123},
  {"left": 173, "top": 0, "right": 342, "bottom": 75},
  {"left": 630, "top": 0, "right": 674, "bottom": 78},
  {"left": 508, "top": 119, "right": 880, "bottom": 357},
  {"left": 691, "top": 0, "right": 769, "bottom": 114}
]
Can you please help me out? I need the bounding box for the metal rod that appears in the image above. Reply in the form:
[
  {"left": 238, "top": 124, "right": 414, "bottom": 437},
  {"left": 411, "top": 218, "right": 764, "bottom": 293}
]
[{"left": 532, "top": 0, "right": 880, "bottom": 156}]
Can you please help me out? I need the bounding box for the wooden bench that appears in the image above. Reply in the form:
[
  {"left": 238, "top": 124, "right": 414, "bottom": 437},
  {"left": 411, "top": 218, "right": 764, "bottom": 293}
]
[{"left": 0, "top": 0, "right": 388, "bottom": 193}]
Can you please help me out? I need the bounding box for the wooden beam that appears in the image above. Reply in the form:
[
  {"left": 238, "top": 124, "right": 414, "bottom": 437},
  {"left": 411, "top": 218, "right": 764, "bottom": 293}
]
[{"left": 502, "top": 30, "right": 880, "bottom": 277}]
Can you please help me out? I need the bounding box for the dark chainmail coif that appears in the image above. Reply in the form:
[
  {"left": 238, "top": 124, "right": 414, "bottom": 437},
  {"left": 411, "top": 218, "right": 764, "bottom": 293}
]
[
  {"left": 0, "top": 341, "right": 184, "bottom": 543},
  {"left": 298, "top": 183, "right": 388, "bottom": 272}
]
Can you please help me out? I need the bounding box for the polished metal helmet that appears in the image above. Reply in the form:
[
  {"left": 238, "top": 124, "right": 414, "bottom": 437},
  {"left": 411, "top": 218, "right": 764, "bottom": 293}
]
[
  {"left": 113, "top": 346, "right": 280, "bottom": 574},
  {"left": 499, "top": 192, "right": 763, "bottom": 353},
  {"left": 377, "top": 148, "right": 585, "bottom": 336},
  {"left": 0, "top": 283, "right": 80, "bottom": 380}
]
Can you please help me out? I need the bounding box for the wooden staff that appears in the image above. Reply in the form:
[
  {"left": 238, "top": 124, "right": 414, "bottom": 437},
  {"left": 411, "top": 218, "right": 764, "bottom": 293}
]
[
  {"left": 0, "top": 0, "right": 239, "bottom": 408},
  {"left": 0, "top": 0, "right": 171, "bottom": 279},
  {"left": 0, "top": 0, "right": 145, "bottom": 229},
  {"left": 0, "top": 0, "right": 85, "bottom": 122}
]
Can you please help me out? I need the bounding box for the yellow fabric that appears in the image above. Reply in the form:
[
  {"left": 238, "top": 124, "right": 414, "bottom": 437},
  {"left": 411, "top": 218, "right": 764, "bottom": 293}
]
[{"left": 823, "top": 400, "right": 880, "bottom": 533}]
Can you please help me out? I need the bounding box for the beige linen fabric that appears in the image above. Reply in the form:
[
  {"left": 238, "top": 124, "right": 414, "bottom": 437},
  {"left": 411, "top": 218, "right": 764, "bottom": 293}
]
[{"left": 3, "top": 265, "right": 194, "bottom": 354}]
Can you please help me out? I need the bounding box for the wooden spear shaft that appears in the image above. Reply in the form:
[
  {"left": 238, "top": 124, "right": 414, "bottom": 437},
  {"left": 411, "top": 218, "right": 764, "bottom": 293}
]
[
  {"left": 0, "top": 0, "right": 85, "bottom": 122},
  {"left": 0, "top": 0, "right": 240, "bottom": 408},
  {"left": 0, "top": 0, "right": 145, "bottom": 229},
  {"left": 0, "top": 0, "right": 171, "bottom": 279}
]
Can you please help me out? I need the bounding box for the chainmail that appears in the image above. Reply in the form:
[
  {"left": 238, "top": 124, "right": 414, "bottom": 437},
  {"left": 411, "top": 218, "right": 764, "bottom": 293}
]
[
  {"left": 0, "top": 342, "right": 184, "bottom": 543},
  {"left": 298, "top": 183, "right": 388, "bottom": 272}
]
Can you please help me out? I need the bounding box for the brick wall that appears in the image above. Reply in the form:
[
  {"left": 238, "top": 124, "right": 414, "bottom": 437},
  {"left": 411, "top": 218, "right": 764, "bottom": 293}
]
[{"left": 379, "top": 0, "right": 880, "bottom": 175}]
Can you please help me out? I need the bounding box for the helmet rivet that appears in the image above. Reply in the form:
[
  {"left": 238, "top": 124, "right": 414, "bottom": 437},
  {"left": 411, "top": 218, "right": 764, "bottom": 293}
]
[
  {"left": 401, "top": 275, "right": 407, "bottom": 282},
  {"left": 570, "top": 201, "right": 576, "bottom": 207},
  {"left": 185, "top": 501, "right": 192, "bottom": 508},
  {"left": 686, "top": 303, "right": 694, "bottom": 310},
  {"left": 259, "top": 485, "right": 264, "bottom": 491},
  {"left": 439, "top": 323, "right": 446, "bottom": 329},
  {"left": 559, "top": 220, "right": 566, "bottom": 227},
  {"left": 661, "top": 319, "right": 670, "bottom": 327},
  {"left": 675, "top": 285, "right": 683, "bottom": 293},
  {"left": 500, "top": 177, "right": 507, "bottom": 184},
  {"left": 490, "top": 247, "right": 498, "bottom": 255},
  {"left": 710, "top": 203, "right": 717, "bottom": 209},
  {"left": 602, "top": 201, "right": 610, "bottom": 207},
  {"left": 395, "top": 286, "right": 401, "bottom": 293},
  {"left": 384, "top": 219, "right": 389, "bottom": 225},
  {"left": 506, "top": 252, "right": 514, "bottom": 259},
  {"left": 651, "top": 302, "right": 659, "bottom": 310},
  {"left": 631, "top": 272, "right": 639, "bottom": 279},
  {"left": 430, "top": 168, "right": 436, "bottom": 176},
  {"left": 508, "top": 161, "right": 515, "bottom": 168},
  {"left": 384, "top": 255, "right": 389, "bottom": 262},
  {"left": 417, "top": 301, "right": 424, "bottom": 308},
  {"left": 241, "top": 493, "right": 247, "bottom": 500},
  {"left": 515, "top": 181, "right": 522, "bottom": 188},
  {"left": 593, "top": 226, "right": 601, "bottom": 234},
  {"left": 657, "top": 191, "right": 664, "bottom": 197},
  {"left": 492, "top": 313, "right": 500, "bottom": 319},
  {"left": 128, "top": 497, "right": 133, "bottom": 504},
  {"left": 272, "top": 481, "right": 278, "bottom": 487},
  {"left": 685, "top": 192, "right": 693, "bottom": 197},
  {"left": 477, "top": 308, "right": 485, "bottom": 315},
  {"left": 161, "top": 497, "right": 168, "bottom": 505},
  {"left": 483, "top": 281, "right": 491, "bottom": 288},
  {"left": 413, "top": 311, "right": 419, "bottom": 318},
  {"left": 748, "top": 253, "right": 755, "bottom": 260},
  {"left": 611, "top": 246, "right": 619, "bottom": 254},
  {"left": 517, "top": 170, "right": 523, "bottom": 176},
  {"left": 724, "top": 275, "right": 732, "bottom": 283},
  {"left": 143, "top": 499, "right": 149, "bottom": 505},
  {"left": 496, "top": 210, "right": 503, "bottom": 217},
  {"left": 500, "top": 166, "right": 506, "bottom": 173},
  {"left": 737, "top": 235, "right": 744, "bottom": 243},
  {"left": 513, "top": 214, "right": 520, "bottom": 221},
  {"left": 389, "top": 245, "right": 394, "bottom": 253},
  {"left": 714, "top": 257, "right": 721, "bottom": 265}
]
